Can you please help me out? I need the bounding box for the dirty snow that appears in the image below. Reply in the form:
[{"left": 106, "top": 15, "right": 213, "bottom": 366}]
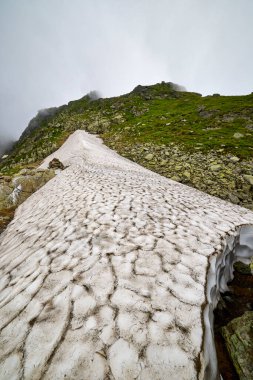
[{"left": 0, "top": 130, "right": 252, "bottom": 380}]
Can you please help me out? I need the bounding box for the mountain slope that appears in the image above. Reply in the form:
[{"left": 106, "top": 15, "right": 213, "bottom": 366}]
[{"left": 0, "top": 82, "right": 253, "bottom": 211}]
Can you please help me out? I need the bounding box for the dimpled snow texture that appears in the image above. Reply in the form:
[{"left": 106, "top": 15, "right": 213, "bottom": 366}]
[{"left": 0, "top": 131, "right": 252, "bottom": 380}]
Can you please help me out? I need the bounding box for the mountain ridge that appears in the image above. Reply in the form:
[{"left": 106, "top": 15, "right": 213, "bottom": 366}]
[{"left": 0, "top": 81, "right": 253, "bottom": 212}]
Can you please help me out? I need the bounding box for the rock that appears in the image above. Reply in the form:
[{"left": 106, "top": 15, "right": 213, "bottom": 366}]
[
  {"left": 48, "top": 158, "right": 65, "bottom": 170},
  {"left": 170, "top": 175, "right": 181, "bottom": 182},
  {"left": 3, "top": 176, "right": 12, "bottom": 182},
  {"left": 234, "top": 261, "right": 252, "bottom": 275},
  {"left": 0, "top": 184, "right": 13, "bottom": 208},
  {"left": 230, "top": 156, "right": 240, "bottom": 163},
  {"left": 144, "top": 153, "right": 154, "bottom": 161},
  {"left": 9, "top": 169, "right": 55, "bottom": 206},
  {"left": 210, "top": 164, "right": 222, "bottom": 171},
  {"left": 228, "top": 194, "right": 240, "bottom": 204},
  {"left": 243, "top": 203, "right": 253, "bottom": 211},
  {"left": 199, "top": 110, "right": 216, "bottom": 118},
  {"left": 160, "top": 160, "right": 167, "bottom": 166},
  {"left": 183, "top": 171, "right": 191, "bottom": 180},
  {"left": 243, "top": 175, "right": 253, "bottom": 186},
  {"left": 18, "top": 169, "right": 29, "bottom": 175},
  {"left": 222, "top": 311, "right": 253, "bottom": 380},
  {"left": 233, "top": 133, "right": 244, "bottom": 139},
  {"left": 246, "top": 124, "right": 253, "bottom": 131}
]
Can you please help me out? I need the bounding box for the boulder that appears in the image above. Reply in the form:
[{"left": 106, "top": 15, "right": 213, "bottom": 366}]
[
  {"left": 210, "top": 164, "right": 222, "bottom": 171},
  {"left": 230, "top": 156, "right": 240, "bottom": 163},
  {"left": 48, "top": 158, "right": 65, "bottom": 170},
  {"left": 233, "top": 133, "right": 244, "bottom": 139},
  {"left": 144, "top": 153, "right": 154, "bottom": 161},
  {"left": 243, "top": 175, "right": 253, "bottom": 186},
  {"left": 228, "top": 194, "right": 240, "bottom": 204},
  {"left": 234, "top": 261, "right": 251, "bottom": 275},
  {"left": 222, "top": 311, "right": 253, "bottom": 380}
]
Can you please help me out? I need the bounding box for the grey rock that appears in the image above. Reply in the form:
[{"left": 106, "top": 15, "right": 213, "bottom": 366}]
[
  {"left": 244, "top": 175, "right": 253, "bottom": 186},
  {"left": 144, "top": 154, "right": 154, "bottom": 161},
  {"left": 210, "top": 164, "right": 222, "bottom": 171},
  {"left": 228, "top": 194, "right": 240, "bottom": 204},
  {"left": 222, "top": 311, "right": 253, "bottom": 380},
  {"left": 229, "top": 156, "right": 240, "bottom": 163},
  {"left": 233, "top": 133, "right": 244, "bottom": 139}
]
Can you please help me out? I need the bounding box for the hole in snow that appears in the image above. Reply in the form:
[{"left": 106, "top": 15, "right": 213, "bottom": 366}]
[{"left": 203, "top": 225, "right": 253, "bottom": 380}]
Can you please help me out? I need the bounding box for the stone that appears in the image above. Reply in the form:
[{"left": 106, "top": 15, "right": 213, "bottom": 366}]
[
  {"left": 246, "top": 124, "right": 253, "bottom": 131},
  {"left": 228, "top": 194, "right": 240, "bottom": 204},
  {"left": 243, "top": 175, "right": 253, "bottom": 186},
  {"left": 144, "top": 153, "right": 154, "bottom": 161},
  {"left": 48, "top": 158, "right": 65, "bottom": 170},
  {"left": 9, "top": 170, "right": 55, "bottom": 206},
  {"left": 222, "top": 311, "right": 253, "bottom": 380},
  {"left": 3, "top": 176, "right": 12, "bottom": 182},
  {"left": 170, "top": 175, "right": 181, "bottom": 182},
  {"left": 160, "top": 160, "right": 167, "bottom": 166},
  {"left": 234, "top": 261, "right": 251, "bottom": 275},
  {"left": 229, "top": 156, "right": 240, "bottom": 163},
  {"left": 183, "top": 171, "right": 191, "bottom": 180},
  {"left": 210, "top": 164, "right": 222, "bottom": 171},
  {"left": 233, "top": 133, "right": 244, "bottom": 139}
]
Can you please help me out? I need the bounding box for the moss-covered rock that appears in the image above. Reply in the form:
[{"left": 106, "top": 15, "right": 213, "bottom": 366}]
[
  {"left": 222, "top": 311, "right": 253, "bottom": 380},
  {"left": 0, "top": 168, "right": 55, "bottom": 234},
  {"left": 234, "top": 261, "right": 252, "bottom": 275}
]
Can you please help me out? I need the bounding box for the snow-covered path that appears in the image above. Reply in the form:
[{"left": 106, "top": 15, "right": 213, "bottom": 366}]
[{"left": 0, "top": 131, "right": 252, "bottom": 380}]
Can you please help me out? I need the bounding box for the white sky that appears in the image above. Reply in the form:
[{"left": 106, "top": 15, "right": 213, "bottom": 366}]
[{"left": 0, "top": 0, "right": 253, "bottom": 141}]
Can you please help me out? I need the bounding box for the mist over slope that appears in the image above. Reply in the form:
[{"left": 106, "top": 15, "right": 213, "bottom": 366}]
[{"left": 0, "top": 135, "right": 15, "bottom": 157}]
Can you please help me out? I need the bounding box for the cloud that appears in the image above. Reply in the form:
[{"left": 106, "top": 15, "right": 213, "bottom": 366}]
[
  {"left": 0, "top": 134, "right": 15, "bottom": 157},
  {"left": 0, "top": 0, "right": 253, "bottom": 142}
]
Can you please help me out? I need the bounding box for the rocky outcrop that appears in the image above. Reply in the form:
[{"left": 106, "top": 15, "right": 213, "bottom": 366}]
[
  {"left": 222, "top": 312, "right": 253, "bottom": 380},
  {"left": 0, "top": 169, "right": 55, "bottom": 233},
  {"left": 48, "top": 158, "right": 65, "bottom": 170}
]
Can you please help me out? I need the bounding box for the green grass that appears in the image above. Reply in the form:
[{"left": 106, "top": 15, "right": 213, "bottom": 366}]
[{"left": 1, "top": 83, "right": 253, "bottom": 175}]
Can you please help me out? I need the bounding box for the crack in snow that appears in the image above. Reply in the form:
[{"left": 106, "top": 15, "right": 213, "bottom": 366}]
[{"left": 0, "top": 130, "right": 252, "bottom": 380}]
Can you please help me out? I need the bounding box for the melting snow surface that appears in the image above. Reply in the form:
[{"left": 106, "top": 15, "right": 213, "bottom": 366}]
[{"left": 0, "top": 130, "right": 252, "bottom": 380}]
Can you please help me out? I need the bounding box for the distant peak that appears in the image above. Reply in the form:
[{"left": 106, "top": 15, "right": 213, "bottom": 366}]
[{"left": 131, "top": 81, "right": 186, "bottom": 100}]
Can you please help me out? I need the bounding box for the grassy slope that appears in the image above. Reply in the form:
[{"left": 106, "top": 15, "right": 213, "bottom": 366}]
[{"left": 0, "top": 82, "right": 253, "bottom": 208}]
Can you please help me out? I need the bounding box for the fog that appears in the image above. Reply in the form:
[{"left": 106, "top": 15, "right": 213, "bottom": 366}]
[{"left": 1, "top": 0, "right": 253, "bottom": 151}]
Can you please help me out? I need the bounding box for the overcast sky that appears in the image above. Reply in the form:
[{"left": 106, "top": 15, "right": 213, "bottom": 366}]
[{"left": 0, "top": 0, "right": 253, "bottom": 145}]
